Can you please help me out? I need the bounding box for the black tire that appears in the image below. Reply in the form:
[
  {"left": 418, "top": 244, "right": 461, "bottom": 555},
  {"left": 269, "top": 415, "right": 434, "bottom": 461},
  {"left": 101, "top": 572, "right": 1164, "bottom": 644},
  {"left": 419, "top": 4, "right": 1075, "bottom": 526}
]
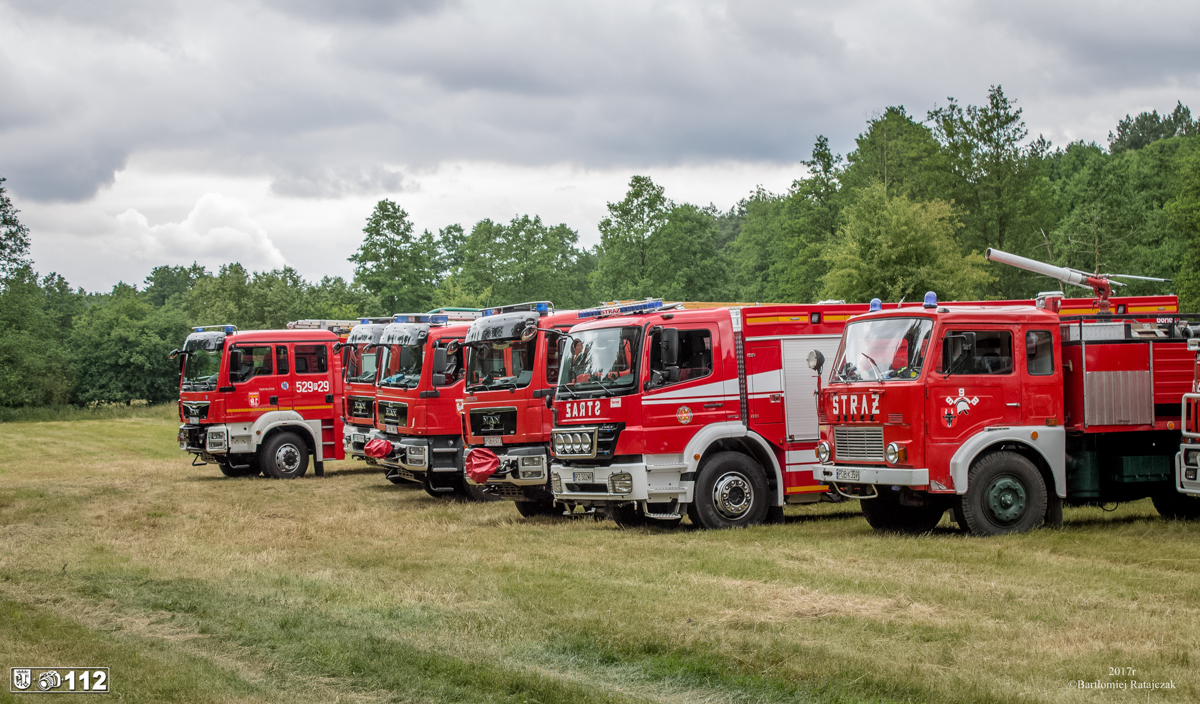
[
  {"left": 861, "top": 489, "right": 944, "bottom": 533},
  {"left": 218, "top": 460, "right": 258, "bottom": 478},
  {"left": 515, "top": 498, "right": 563, "bottom": 518},
  {"left": 686, "top": 451, "right": 769, "bottom": 529},
  {"left": 609, "top": 502, "right": 646, "bottom": 528},
  {"left": 259, "top": 432, "right": 309, "bottom": 479},
  {"left": 1152, "top": 491, "right": 1200, "bottom": 520},
  {"left": 961, "top": 451, "right": 1047, "bottom": 536}
]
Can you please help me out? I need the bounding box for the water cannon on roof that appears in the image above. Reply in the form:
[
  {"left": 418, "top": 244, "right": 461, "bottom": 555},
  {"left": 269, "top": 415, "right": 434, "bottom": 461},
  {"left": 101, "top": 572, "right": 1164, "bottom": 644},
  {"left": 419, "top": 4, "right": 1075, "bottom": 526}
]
[
  {"left": 481, "top": 301, "right": 553, "bottom": 317},
  {"left": 985, "top": 248, "right": 1171, "bottom": 315},
  {"left": 578, "top": 298, "right": 666, "bottom": 319}
]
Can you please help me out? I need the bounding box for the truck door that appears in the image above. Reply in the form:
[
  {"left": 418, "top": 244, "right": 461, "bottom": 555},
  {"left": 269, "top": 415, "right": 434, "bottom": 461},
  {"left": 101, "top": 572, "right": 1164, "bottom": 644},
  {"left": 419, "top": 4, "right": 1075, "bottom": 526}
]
[
  {"left": 926, "top": 326, "right": 1022, "bottom": 453},
  {"left": 291, "top": 342, "right": 333, "bottom": 416},
  {"left": 642, "top": 325, "right": 724, "bottom": 455},
  {"left": 1021, "top": 328, "right": 1062, "bottom": 425},
  {"left": 228, "top": 344, "right": 286, "bottom": 421}
]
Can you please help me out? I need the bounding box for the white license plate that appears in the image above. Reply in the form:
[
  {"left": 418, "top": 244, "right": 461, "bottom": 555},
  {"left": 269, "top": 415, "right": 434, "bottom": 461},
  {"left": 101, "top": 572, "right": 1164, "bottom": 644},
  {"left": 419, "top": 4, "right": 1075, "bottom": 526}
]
[
  {"left": 484, "top": 436, "right": 502, "bottom": 447},
  {"left": 836, "top": 468, "right": 860, "bottom": 481},
  {"left": 573, "top": 471, "right": 593, "bottom": 482},
  {"left": 385, "top": 424, "right": 398, "bottom": 434},
  {"left": 352, "top": 433, "right": 366, "bottom": 444}
]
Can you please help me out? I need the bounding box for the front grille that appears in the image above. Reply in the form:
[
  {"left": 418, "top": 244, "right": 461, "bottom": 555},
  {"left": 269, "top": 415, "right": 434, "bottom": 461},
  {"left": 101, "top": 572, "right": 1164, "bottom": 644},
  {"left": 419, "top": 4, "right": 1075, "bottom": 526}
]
[
  {"left": 182, "top": 402, "right": 210, "bottom": 420},
  {"left": 566, "top": 482, "right": 608, "bottom": 493},
  {"left": 378, "top": 401, "right": 407, "bottom": 427},
  {"left": 348, "top": 396, "right": 374, "bottom": 421},
  {"left": 833, "top": 426, "right": 885, "bottom": 462},
  {"left": 470, "top": 407, "right": 518, "bottom": 436},
  {"left": 553, "top": 423, "right": 624, "bottom": 464},
  {"left": 888, "top": 413, "right": 904, "bottom": 424}
]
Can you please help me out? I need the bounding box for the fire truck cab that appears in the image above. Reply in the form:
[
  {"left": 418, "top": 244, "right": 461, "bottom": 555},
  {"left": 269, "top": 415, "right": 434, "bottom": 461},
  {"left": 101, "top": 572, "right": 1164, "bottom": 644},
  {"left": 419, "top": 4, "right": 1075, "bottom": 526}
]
[
  {"left": 337, "top": 318, "right": 391, "bottom": 469},
  {"left": 547, "top": 299, "right": 861, "bottom": 529},
  {"left": 460, "top": 302, "right": 580, "bottom": 516},
  {"left": 812, "top": 293, "right": 1199, "bottom": 534},
  {"left": 176, "top": 321, "right": 352, "bottom": 478},
  {"left": 1172, "top": 338, "right": 1200, "bottom": 510},
  {"left": 366, "top": 312, "right": 482, "bottom": 497}
]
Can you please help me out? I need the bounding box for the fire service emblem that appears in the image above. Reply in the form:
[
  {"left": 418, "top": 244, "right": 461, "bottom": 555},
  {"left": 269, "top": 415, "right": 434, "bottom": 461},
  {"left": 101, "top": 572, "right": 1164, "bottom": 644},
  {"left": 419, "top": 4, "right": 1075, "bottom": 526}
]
[
  {"left": 12, "top": 669, "right": 29, "bottom": 691},
  {"left": 676, "top": 406, "right": 693, "bottom": 425},
  {"left": 943, "top": 388, "right": 979, "bottom": 427}
]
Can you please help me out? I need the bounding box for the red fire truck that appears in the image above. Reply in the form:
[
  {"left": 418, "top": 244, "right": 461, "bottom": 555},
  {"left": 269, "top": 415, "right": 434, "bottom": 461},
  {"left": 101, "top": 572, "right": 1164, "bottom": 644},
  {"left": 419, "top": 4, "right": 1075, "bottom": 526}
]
[
  {"left": 336, "top": 317, "right": 392, "bottom": 471},
  {"left": 459, "top": 302, "right": 581, "bottom": 515},
  {"left": 811, "top": 249, "right": 1196, "bottom": 534},
  {"left": 1168, "top": 337, "right": 1200, "bottom": 516},
  {"left": 546, "top": 299, "right": 870, "bottom": 528},
  {"left": 175, "top": 320, "right": 356, "bottom": 478},
  {"left": 364, "top": 312, "right": 483, "bottom": 496}
]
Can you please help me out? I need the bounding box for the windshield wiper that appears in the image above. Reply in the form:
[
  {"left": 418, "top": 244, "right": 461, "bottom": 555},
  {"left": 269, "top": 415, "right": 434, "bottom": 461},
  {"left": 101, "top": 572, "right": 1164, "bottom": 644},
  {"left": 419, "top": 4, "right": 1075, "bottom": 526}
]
[
  {"left": 591, "top": 375, "right": 616, "bottom": 396},
  {"left": 860, "top": 352, "right": 883, "bottom": 381},
  {"left": 557, "top": 382, "right": 578, "bottom": 399}
]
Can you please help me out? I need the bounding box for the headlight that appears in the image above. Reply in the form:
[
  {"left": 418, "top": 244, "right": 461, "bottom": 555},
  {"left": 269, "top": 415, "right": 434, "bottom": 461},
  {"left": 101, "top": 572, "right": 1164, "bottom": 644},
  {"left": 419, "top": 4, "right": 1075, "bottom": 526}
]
[
  {"left": 886, "top": 442, "right": 906, "bottom": 464},
  {"left": 551, "top": 472, "right": 563, "bottom": 493},
  {"left": 580, "top": 434, "right": 592, "bottom": 451},
  {"left": 1186, "top": 450, "right": 1199, "bottom": 466},
  {"left": 408, "top": 446, "right": 426, "bottom": 457},
  {"left": 610, "top": 472, "right": 633, "bottom": 494},
  {"left": 520, "top": 456, "right": 543, "bottom": 466},
  {"left": 816, "top": 441, "right": 831, "bottom": 463}
]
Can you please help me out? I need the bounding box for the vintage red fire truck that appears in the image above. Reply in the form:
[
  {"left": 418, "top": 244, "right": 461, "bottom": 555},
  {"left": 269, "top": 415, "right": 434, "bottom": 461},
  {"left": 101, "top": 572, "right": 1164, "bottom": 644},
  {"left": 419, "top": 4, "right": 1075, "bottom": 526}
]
[
  {"left": 811, "top": 249, "right": 1197, "bottom": 534},
  {"left": 1170, "top": 337, "right": 1200, "bottom": 513},
  {"left": 364, "top": 312, "right": 483, "bottom": 496},
  {"left": 336, "top": 317, "right": 392, "bottom": 469},
  {"left": 546, "top": 299, "right": 873, "bottom": 528},
  {"left": 175, "top": 320, "right": 356, "bottom": 478},
  {"left": 458, "top": 302, "right": 581, "bottom": 515}
]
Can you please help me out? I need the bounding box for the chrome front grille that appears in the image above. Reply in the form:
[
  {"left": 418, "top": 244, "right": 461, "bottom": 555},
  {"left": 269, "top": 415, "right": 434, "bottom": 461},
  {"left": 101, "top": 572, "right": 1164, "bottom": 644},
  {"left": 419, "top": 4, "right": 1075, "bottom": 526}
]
[{"left": 833, "top": 426, "right": 885, "bottom": 462}]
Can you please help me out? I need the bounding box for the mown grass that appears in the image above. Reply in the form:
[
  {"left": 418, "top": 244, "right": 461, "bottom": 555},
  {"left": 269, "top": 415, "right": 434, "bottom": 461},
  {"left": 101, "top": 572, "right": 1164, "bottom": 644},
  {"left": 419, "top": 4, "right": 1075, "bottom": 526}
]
[
  {"left": 0, "top": 415, "right": 1197, "bottom": 702},
  {"left": 0, "top": 401, "right": 176, "bottom": 424}
]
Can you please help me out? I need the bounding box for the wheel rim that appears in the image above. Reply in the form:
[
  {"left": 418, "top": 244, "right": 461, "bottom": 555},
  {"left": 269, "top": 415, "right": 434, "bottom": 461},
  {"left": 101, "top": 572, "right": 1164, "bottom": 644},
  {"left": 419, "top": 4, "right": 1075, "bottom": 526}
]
[
  {"left": 275, "top": 443, "right": 302, "bottom": 473},
  {"left": 712, "top": 471, "right": 753, "bottom": 520},
  {"left": 984, "top": 475, "right": 1027, "bottom": 526}
]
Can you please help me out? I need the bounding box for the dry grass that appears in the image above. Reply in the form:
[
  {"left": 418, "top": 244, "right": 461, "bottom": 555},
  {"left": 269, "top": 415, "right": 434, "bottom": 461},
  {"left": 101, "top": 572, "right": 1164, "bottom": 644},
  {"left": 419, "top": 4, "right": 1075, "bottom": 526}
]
[{"left": 0, "top": 415, "right": 1198, "bottom": 702}]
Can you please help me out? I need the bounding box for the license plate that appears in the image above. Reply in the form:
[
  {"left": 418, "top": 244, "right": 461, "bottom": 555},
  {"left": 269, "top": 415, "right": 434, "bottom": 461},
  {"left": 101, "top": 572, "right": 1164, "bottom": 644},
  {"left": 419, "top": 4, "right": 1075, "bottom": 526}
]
[
  {"left": 573, "top": 471, "right": 593, "bottom": 482},
  {"left": 484, "top": 436, "right": 502, "bottom": 447},
  {"left": 385, "top": 424, "right": 398, "bottom": 434},
  {"left": 352, "top": 433, "right": 366, "bottom": 444},
  {"left": 836, "top": 468, "right": 860, "bottom": 481},
  {"left": 188, "top": 416, "right": 199, "bottom": 423}
]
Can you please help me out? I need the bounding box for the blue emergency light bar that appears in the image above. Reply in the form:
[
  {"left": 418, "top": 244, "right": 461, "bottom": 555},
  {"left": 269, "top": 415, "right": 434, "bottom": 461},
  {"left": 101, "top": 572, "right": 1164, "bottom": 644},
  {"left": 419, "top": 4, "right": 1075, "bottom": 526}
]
[
  {"left": 481, "top": 301, "right": 552, "bottom": 317},
  {"left": 192, "top": 324, "right": 237, "bottom": 333},
  {"left": 577, "top": 299, "right": 664, "bottom": 319},
  {"left": 392, "top": 314, "right": 449, "bottom": 325}
]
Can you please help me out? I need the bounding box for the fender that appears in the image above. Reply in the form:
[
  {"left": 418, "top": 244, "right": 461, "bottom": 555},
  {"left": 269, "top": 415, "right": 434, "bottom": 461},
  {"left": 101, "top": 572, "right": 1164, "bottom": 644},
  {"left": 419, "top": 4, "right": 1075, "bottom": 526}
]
[
  {"left": 682, "top": 421, "right": 786, "bottom": 507},
  {"left": 948, "top": 426, "right": 1066, "bottom": 498},
  {"left": 249, "top": 411, "right": 323, "bottom": 461}
]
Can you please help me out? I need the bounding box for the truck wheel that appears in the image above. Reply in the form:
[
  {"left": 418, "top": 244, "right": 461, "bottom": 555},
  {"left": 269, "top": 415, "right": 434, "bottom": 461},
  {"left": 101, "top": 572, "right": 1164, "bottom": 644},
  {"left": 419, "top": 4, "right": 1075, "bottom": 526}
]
[
  {"left": 515, "top": 498, "right": 562, "bottom": 518},
  {"left": 218, "top": 460, "right": 257, "bottom": 478},
  {"left": 1152, "top": 491, "right": 1200, "bottom": 520},
  {"left": 961, "top": 451, "right": 1047, "bottom": 536},
  {"left": 860, "top": 489, "right": 944, "bottom": 533},
  {"left": 609, "top": 502, "right": 646, "bottom": 528},
  {"left": 259, "top": 432, "right": 309, "bottom": 479},
  {"left": 686, "top": 451, "right": 769, "bottom": 529}
]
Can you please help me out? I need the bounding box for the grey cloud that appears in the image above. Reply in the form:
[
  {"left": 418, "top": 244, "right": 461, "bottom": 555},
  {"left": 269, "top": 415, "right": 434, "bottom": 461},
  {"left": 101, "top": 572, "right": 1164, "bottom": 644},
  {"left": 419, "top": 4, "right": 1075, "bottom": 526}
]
[
  {"left": 259, "top": 0, "right": 458, "bottom": 25},
  {"left": 270, "top": 164, "right": 413, "bottom": 198}
]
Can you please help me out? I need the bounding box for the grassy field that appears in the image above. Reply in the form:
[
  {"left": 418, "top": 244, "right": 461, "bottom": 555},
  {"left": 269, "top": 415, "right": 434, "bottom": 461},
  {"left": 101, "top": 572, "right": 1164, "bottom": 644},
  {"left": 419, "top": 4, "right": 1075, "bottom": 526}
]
[{"left": 0, "top": 412, "right": 1197, "bottom": 703}]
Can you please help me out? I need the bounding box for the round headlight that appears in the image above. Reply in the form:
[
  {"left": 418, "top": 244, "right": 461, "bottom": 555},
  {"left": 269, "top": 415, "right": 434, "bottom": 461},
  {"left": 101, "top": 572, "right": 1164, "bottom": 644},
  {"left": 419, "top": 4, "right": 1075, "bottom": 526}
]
[
  {"left": 886, "top": 442, "right": 899, "bottom": 464},
  {"left": 816, "top": 441, "right": 831, "bottom": 463},
  {"left": 581, "top": 434, "right": 592, "bottom": 451}
]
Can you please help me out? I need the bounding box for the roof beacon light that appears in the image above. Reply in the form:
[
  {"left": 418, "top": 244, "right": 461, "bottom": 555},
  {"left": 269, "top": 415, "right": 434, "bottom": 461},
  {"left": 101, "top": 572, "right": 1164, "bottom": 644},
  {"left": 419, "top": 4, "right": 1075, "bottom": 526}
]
[
  {"left": 425, "top": 307, "right": 483, "bottom": 321},
  {"left": 191, "top": 324, "right": 238, "bottom": 334},
  {"left": 393, "top": 314, "right": 450, "bottom": 325},
  {"left": 869, "top": 298, "right": 882, "bottom": 312},
  {"left": 578, "top": 298, "right": 665, "bottom": 319},
  {"left": 923, "top": 292, "right": 938, "bottom": 309},
  {"left": 481, "top": 301, "right": 554, "bottom": 318}
]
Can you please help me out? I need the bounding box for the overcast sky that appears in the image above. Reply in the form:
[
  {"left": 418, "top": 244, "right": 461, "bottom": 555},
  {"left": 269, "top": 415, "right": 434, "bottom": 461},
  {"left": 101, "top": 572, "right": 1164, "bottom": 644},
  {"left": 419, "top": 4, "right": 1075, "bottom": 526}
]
[{"left": 2, "top": 0, "right": 1198, "bottom": 291}]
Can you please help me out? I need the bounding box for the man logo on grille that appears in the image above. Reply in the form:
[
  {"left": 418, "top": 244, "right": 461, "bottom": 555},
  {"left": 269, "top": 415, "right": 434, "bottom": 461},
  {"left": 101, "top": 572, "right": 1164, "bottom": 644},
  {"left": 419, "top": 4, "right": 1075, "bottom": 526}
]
[
  {"left": 12, "top": 669, "right": 30, "bottom": 690},
  {"left": 482, "top": 414, "right": 501, "bottom": 431}
]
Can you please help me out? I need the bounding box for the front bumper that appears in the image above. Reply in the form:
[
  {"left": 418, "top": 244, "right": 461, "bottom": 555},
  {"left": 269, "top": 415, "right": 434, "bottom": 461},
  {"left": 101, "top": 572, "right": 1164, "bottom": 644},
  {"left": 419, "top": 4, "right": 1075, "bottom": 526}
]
[
  {"left": 466, "top": 445, "right": 549, "bottom": 487},
  {"left": 343, "top": 423, "right": 374, "bottom": 459},
  {"left": 1179, "top": 446, "right": 1200, "bottom": 496},
  {"left": 549, "top": 457, "right": 687, "bottom": 504},
  {"left": 812, "top": 464, "right": 929, "bottom": 487},
  {"left": 179, "top": 423, "right": 232, "bottom": 456}
]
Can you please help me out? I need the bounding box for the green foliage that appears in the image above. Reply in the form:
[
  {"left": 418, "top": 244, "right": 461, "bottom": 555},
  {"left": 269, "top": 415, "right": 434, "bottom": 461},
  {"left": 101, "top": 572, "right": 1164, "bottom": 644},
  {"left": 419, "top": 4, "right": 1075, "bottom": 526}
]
[
  {"left": 594, "top": 176, "right": 669, "bottom": 299},
  {"left": 455, "top": 215, "right": 595, "bottom": 309},
  {"left": 0, "top": 176, "right": 32, "bottom": 277},
  {"left": 822, "top": 183, "right": 992, "bottom": 303},
  {"left": 842, "top": 107, "right": 949, "bottom": 201},
  {"left": 143, "top": 263, "right": 207, "bottom": 308},
  {"left": 1109, "top": 101, "right": 1199, "bottom": 154},
  {"left": 0, "top": 266, "right": 74, "bottom": 406},
  {"left": 646, "top": 204, "right": 730, "bottom": 301},
  {"left": 1168, "top": 150, "right": 1200, "bottom": 311},
  {"left": 349, "top": 200, "right": 441, "bottom": 313}
]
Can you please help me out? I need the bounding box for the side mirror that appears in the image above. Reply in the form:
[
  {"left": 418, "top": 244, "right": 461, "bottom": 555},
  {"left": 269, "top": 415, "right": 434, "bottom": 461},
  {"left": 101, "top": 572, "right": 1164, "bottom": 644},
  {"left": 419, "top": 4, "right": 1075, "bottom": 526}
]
[
  {"left": 432, "top": 347, "right": 448, "bottom": 376},
  {"left": 521, "top": 322, "right": 538, "bottom": 342},
  {"left": 660, "top": 328, "right": 679, "bottom": 367},
  {"left": 962, "top": 332, "right": 977, "bottom": 352},
  {"left": 169, "top": 348, "right": 181, "bottom": 360},
  {"left": 228, "top": 349, "right": 243, "bottom": 382},
  {"left": 432, "top": 373, "right": 448, "bottom": 387},
  {"left": 445, "top": 340, "right": 460, "bottom": 356},
  {"left": 332, "top": 341, "right": 344, "bottom": 353},
  {"left": 807, "top": 349, "right": 825, "bottom": 373}
]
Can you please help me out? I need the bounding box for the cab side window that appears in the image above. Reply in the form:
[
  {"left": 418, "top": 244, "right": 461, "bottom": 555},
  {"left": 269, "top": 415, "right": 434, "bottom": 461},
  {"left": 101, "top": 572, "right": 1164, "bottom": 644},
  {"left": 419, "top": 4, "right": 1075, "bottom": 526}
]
[
  {"left": 939, "top": 330, "right": 1013, "bottom": 375},
  {"left": 276, "top": 346, "right": 289, "bottom": 375},
  {"left": 233, "top": 346, "right": 273, "bottom": 383},
  {"left": 294, "top": 344, "right": 327, "bottom": 374},
  {"left": 546, "top": 335, "right": 562, "bottom": 385},
  {"left": 1026, "top": 330, "right": 1054, "bottom": 375},
  {"left": 649, "top": 329, "right": 714, "bottom": 386}
]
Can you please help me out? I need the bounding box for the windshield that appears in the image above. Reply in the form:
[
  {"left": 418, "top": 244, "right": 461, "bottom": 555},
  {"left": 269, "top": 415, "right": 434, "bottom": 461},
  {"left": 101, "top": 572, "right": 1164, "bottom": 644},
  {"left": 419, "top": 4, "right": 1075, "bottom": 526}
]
[
  {"left": 379, "top": 344, "right": 424, "bottom": 389},
  {"left": 830, "top": 317, "right": 934, "bottom": 383},
  {"left": 558, "top": 326, "right": 641, "bottom": 397},
  {"left": 343, "top": 344, "right": 380, "bottom": 384},
  {"left": 466, "top": 338, "right": 536, "bottom": 391},
  {"left": 182, "top": 349, "right": 222, "bottom": 391}
]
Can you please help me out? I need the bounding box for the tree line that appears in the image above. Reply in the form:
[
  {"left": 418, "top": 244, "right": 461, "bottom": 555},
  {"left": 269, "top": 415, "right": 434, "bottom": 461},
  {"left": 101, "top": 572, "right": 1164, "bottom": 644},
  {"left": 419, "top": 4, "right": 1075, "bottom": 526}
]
[{"left": 3, "top": 86, "right": 1199, "bottom": 408}]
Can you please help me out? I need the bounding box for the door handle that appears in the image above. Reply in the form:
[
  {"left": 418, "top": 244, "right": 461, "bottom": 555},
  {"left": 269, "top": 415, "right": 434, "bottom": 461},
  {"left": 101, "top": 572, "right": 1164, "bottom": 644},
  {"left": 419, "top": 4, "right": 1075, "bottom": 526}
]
[
  {"left": 703, "top": 402, "right": 723, "bottom": 409},
  {"left": 270, "top": 396, "right": 279, "bottom": 405},
  {"left": 1006, "top": 403, "right": 1020, "bottom": 407}
]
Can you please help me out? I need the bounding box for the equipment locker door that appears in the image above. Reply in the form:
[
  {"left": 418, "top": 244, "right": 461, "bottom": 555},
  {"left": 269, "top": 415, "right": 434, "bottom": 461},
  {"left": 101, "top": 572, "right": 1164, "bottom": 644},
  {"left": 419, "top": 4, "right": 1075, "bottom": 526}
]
[{"left": 781, "top": 336, "right": 841, "bottom": 442}]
